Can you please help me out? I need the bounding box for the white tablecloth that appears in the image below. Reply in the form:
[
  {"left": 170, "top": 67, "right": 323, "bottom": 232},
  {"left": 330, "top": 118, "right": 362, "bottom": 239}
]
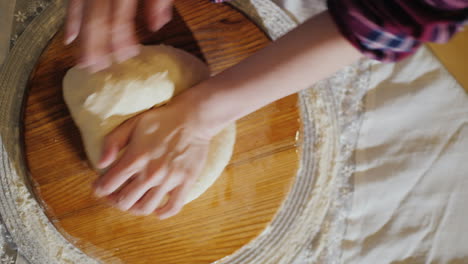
[
  {"left": 346, "top": 46, "right": 468, "bottom": 264},
  {"left": 276, "top": 1, "right": 468, "bottom": 263}
]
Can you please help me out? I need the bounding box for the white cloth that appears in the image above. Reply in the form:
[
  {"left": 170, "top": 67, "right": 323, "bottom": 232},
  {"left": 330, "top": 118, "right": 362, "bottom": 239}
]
[
  {"left": 344, "top": 47, "right": 468, "bottom": 264},
  {"left": 273, "top": 1, "right": 468, "bottom": 263},
  {"left": 271, "top": 0, "right": 326, "bottom": 22}
]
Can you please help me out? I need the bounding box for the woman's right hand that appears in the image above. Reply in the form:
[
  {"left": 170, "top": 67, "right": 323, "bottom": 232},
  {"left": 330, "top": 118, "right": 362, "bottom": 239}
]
[
  {"left": 64, "top": 0, "right": 174, "bottom": 72},
  {"left": 94, "top": 94, "right": 218, "bottom": 219}
]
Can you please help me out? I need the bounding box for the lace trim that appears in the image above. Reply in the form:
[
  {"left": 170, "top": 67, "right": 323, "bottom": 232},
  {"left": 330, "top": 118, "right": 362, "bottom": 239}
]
[
  {"left": 222, "top": 1, "right": 371, "bottom": 263},
  {"left": 10, "top": 0, "right": 52, "bottom": 47},
  {"left": 290, "top": 60, "right": 371, "bottom": 263},
  {"left": 0, "top": 1, "right": 100, "bottom": 263}
]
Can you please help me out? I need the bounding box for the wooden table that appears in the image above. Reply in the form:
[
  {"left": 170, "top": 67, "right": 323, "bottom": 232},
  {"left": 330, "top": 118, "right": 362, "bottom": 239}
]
[{"left": 429, "top": 28, "right": 468, "bottom": 93}]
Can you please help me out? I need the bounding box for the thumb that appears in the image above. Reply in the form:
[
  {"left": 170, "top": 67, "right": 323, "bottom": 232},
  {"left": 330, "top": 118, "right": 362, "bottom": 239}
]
[
  {"left": 145, "top": 0, "right": 174, "bottom": 32},
  {"left": 98, "top": 117, "right": 139, "bottom": 169},
  {"left": 64, "top": 0, "right": 84, "bottom": 45}
]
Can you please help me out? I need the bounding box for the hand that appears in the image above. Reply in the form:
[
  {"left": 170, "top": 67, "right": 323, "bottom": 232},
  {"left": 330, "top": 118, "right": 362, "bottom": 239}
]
[
  {"left": 65, "top": 0, "right": 174, "bottom": 72},
  {"left": 93, "top": 103, "right": 212, "bottom": 219}
]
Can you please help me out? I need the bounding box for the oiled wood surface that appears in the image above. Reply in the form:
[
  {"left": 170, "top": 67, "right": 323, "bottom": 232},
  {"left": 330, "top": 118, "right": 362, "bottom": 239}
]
[{"left": 23, "top": 1, "right": 300, "bottom": 263}]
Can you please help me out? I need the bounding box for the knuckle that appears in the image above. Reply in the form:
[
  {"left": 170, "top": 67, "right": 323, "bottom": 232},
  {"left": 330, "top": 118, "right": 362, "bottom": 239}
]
[
  {"left": 88, "top": 17, "right": 110, "bottom": 28},
  {"left": 111, "top": 22, "right": 133, "bottom": 34}
]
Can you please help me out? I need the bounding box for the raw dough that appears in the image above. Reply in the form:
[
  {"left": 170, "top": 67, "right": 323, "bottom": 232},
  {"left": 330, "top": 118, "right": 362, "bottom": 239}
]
[{"left": 63, "top": 45, "right": 236, "bottom": 204}]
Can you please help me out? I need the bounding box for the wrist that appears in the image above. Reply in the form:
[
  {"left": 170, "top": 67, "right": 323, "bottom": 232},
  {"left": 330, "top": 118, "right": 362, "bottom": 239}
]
[{"left": 168, "top": 84, "right": 232, "bottom": 139}]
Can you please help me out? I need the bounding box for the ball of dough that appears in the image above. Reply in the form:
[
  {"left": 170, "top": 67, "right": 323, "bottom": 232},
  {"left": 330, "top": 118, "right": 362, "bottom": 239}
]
[{"left": 63, "top": 45, "right": 236, "bottom": 204}]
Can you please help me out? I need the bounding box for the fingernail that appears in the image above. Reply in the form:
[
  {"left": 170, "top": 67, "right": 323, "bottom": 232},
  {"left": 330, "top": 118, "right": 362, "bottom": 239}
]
[
  {"left": 150, "top": 15, "right": 162, "bottom": 32},
  {"left": 64, "top": 33, "right": 77, "bottom": 45},
  {"left": 117, "top": 195, "right": 126, "bottom": 203},
  {"left": 149, "top": 17, "right": 161, "bottom": 32},
  {"left": 158, "top": 214, "right": 168, "bottom": 220},
  {"left": 94, "top": 191, "right": 104, "bottom": 198},
  {"left": 98, "top": 156, "right": 111, "bottom": 169},
  {"left": 64, "top": 36, "right": 72, "bottom": 45},
  {"left": 151, "top": 8, "right": 172, "bottom": 32},
  {"left": 93, "top": 184, "right": 105, "bottom": 197},
  {"left": 131, "top": 209, "right": 144, "bottom": 216}
]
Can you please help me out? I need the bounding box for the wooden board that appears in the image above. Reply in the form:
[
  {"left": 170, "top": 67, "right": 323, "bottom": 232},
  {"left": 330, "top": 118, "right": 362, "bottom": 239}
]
[
  {"left": 429, "top": 28, "right": 468, "bottom": 93},
  {"left": 23, "top": 1, "right": 300, "bottom": 263}
]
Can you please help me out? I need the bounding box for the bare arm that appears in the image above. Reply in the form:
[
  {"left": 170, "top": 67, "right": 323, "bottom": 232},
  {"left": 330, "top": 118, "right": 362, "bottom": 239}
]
[
  {"left": 95, "top": 11, "right": 362, "bottom": 219},
  {"left": 177, "top": 11, "right": 362, "bottom": 136}
]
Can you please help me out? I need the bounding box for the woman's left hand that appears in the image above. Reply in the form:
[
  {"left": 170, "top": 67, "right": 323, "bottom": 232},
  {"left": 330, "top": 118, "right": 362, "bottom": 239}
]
[
  {"left": 93, "top": 102, "right": 212, "bottom": 219},
  {"left": 65, "top": 0, "right": 174, "bottom": 72}
]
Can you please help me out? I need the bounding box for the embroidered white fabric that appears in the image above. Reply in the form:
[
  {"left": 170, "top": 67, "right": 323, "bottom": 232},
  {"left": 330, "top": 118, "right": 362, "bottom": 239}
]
[
  {"left": 343, "top": 46, "right": 468, "bottom": 264},
  {"left": 224, "top": 1, "right": 371, "bottom": 263}
]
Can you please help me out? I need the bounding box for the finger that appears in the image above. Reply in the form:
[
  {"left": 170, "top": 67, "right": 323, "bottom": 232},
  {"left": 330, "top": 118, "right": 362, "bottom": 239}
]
[
  {"left": 113, "top": 172, "right": 153, "bottom": 211},
  {"left": 154, "top": 146, "right": 209, "bottom": 218},
  {"left": 99, "top": 116, "right": 140, "bottom": 169},
  {"left": 106, "top": 175, "right": 136, "bottom": 204},
  {"left": 78, "top": 0, "right": 112, "bottom": 72},
  {"left": 131, "top": 172, "right": 179, "bottom": 215},
  {"left": 126, "top": 158, "right": 168, "bottom": 215},
  {"left": 155, "top": 183, "right": 191, "bottom": 220},
  {"left": 93, "top": 149, "right": 146, "bottom": 197},
  {"left": 65, "top": 0, "right": 84, "bottom": 45},
  {"left": 110, "top": 0, "right": 140, "bottom": 63},
  {"left": 145, "top": 0, "right": 174, "bottom": 32},
  {"left": 129, "top": 186, "right": 167, "bottom": 216},
  {"left": 144, "top": 158, "right": 168, "bottom": 187}
]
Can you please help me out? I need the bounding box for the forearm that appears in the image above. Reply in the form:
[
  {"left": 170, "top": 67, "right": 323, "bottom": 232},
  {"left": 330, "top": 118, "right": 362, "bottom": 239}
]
[{"left": 175, "top": 11, "right": 362, "bottom": 136}]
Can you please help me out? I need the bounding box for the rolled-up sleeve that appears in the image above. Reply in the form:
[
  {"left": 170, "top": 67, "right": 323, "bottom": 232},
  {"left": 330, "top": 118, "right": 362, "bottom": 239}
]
[{"left": 327, "top": 0, "right": 468, "bottom": 62}]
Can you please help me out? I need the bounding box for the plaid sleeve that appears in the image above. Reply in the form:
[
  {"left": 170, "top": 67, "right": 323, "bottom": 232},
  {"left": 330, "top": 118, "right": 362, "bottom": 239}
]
[{"left": 327, "top": 0, "right": 468, "bottom": 62}]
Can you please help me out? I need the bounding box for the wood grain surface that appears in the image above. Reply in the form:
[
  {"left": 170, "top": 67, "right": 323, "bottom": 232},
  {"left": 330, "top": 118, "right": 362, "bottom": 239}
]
[{"left": 23, "top": 1, "right": 300, "bottom": 263}]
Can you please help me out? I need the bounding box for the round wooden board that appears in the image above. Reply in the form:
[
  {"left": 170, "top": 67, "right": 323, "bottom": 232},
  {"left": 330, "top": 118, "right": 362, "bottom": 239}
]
[{"left": 23, "top": 1, "right": 299, "bottom": 263}]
